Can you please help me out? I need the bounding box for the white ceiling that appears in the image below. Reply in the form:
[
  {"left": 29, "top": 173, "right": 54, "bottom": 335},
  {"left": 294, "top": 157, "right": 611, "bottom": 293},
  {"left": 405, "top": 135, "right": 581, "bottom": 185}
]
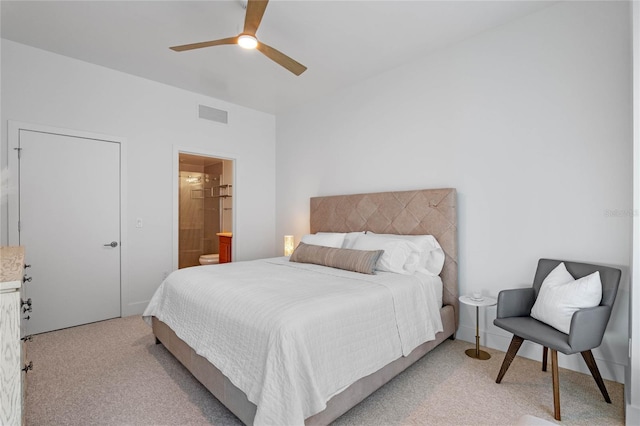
[{"left": 1, "top": 1, "right": 556, "bottom": 114}]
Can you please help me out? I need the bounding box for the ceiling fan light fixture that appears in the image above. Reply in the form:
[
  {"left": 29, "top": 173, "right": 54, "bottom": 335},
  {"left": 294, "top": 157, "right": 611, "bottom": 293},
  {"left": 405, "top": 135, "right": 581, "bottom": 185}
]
[
  {"left": 238, "top": 34, "right": 258, "bottom": 49},
  {"left": 169, "top": 0, "right": 307, "bottom": 75}
]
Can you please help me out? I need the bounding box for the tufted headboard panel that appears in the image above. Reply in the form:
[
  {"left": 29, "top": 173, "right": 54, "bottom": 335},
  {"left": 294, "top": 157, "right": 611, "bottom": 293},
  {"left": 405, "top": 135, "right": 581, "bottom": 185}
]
[{"left": 310, "top": 188, "right": 458, "bottom": 326}]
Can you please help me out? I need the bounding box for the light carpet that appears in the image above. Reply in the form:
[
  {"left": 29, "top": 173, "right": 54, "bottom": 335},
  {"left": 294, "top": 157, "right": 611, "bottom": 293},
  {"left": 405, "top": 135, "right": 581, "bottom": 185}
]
[{"left": 25, "top": 316, "right": 624, "bottom": 425}]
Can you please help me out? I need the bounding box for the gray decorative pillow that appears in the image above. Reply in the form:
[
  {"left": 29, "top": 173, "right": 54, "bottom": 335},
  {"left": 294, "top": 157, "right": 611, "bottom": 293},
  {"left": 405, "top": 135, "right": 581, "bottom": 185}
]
[{"left": 289, "top": 242, "right": 383, "bottom": 275}]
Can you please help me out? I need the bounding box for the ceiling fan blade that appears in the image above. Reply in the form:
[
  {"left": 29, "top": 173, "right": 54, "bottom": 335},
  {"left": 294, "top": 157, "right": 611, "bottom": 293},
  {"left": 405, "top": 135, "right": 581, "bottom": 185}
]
[
  {"left": 243, "top": 0, "right": 269, "bottom": 36},
  {"left": 170, "top": 36, "right": 238, "bottom": 52},
  {"left": 256, "top": 41, "right": 307, "bottom": 76}
]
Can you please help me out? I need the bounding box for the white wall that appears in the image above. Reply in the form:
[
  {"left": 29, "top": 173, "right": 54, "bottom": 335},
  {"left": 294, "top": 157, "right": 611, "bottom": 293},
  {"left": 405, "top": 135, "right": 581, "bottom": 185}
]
[
  {"left": 276, "top": 1, "right": 632, "bottom": 382},
  {"left": 627, "top": 1, "right": 640, "bottom": 423},
  {"left": 1, "top": 40, "right": 277, "bottom": 316}
]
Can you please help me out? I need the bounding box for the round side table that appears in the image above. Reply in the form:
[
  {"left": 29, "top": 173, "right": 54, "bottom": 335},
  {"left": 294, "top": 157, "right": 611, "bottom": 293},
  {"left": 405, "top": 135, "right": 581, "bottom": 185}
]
[{"left": 459, "top": 295, "right": 497, "bottom": 360}]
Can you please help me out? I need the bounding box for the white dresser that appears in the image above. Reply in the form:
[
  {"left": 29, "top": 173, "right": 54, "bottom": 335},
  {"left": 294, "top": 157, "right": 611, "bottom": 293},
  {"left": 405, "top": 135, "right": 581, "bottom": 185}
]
[{"left": 0, "top": 246, "right": 26, "bottom": 426}]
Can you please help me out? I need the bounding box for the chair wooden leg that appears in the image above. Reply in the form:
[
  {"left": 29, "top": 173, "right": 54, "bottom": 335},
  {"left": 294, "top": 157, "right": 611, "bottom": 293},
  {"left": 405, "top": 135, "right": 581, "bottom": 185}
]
[
  {"left": 581, "top": 350, "right": 611, "bottom": 403},
  {"left": 551, "top": 349, "right": 561, "bottom": 421},
  {"left": 496, "top": 335, "right": 524, "bottom": 383},
  {"left": 542, "top": 346, "right": 548, "bottom": 372}
]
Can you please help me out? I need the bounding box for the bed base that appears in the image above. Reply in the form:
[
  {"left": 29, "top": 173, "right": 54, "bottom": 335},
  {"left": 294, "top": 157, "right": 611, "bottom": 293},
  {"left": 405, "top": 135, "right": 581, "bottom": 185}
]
[{"left": 152, "top": 304, "right": 455, "bottom": 425}]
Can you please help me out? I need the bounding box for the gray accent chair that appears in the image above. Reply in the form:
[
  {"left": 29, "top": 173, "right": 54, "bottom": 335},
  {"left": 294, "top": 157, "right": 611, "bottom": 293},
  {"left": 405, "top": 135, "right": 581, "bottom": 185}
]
[{"left": 493, "top": 258, "right": 621, "bottom": 421}]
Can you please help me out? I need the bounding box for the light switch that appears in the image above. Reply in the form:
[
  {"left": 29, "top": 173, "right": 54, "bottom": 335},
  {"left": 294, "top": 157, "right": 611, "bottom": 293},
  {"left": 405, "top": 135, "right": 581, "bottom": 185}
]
[{"left": 136, "top": 218, "right": 143, "bottom": 228}]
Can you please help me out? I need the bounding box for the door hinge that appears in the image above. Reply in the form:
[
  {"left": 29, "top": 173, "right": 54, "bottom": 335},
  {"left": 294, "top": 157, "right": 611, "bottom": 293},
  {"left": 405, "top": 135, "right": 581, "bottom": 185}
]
[{"left": 14, "top": 147, "right": 22, "bottom": 159}]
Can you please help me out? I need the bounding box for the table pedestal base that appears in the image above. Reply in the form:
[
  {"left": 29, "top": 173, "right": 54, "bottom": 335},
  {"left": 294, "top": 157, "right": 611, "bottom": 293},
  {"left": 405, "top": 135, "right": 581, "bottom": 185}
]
[
  {"left": 466, "top": 305, "right": 492, "bottom": 360},
  {"left": 465, "top": 348, "right": 491, "bottom": 360}
]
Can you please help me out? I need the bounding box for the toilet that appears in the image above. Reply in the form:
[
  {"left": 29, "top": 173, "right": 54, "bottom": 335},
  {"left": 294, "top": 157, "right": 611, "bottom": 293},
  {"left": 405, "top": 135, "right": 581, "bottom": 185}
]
[{"left": 199, "top": 254, "right": 220, "bottom": 265}]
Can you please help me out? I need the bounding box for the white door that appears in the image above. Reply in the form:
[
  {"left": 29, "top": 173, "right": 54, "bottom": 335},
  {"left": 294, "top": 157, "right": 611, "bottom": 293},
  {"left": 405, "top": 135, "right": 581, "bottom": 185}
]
[{"left": 17, "top": 129, "right": 121, "bottom": 334}]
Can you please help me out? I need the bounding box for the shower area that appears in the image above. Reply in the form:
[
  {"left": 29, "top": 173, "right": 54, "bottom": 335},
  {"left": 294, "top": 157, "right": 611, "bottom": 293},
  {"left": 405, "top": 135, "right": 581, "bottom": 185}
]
[{"left": 178, "top": 153, "right": 233, "bottom": 269}]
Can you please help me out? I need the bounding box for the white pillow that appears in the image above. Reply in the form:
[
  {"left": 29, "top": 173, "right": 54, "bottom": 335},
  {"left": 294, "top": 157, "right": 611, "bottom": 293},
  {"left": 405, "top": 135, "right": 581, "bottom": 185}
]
[
  {"left": 300, "top": 233, "right": 346, "bottom": 248},
  {"left": 367, "top": 232, "right": 445, "bottom": 275},
  {"left": 342, "top": 231, "right": 366, "bottom": 249},
  {"left": 530, "top": 262, "right": 603, "bottom": 334},
  {"left": 351, "top": 233, "right": 421, "bottom": 274}
]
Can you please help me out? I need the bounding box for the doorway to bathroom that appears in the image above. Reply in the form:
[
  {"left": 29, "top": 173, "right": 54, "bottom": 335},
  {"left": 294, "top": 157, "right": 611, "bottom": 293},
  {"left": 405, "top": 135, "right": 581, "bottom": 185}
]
[{"left": 178, "top": 153, "right": 234, "bottom": 269}]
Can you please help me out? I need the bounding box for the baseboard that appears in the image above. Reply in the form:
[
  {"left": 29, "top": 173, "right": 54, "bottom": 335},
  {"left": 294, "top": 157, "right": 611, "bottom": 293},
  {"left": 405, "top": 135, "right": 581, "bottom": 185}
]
[
  {"left": 456, "top": 324, "right": 626, "bottom": 383},
  {"left": 626, "top": 402, "right": 640, "bottom": 425},
  {"left": 123, "top": 300, "right": 150, "bottom": 316}
]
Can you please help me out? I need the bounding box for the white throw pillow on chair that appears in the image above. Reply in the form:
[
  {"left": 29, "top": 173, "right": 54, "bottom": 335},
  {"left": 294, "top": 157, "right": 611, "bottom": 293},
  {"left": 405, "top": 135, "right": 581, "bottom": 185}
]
[{"left": 530, "top": 262, "right": 603, "bottom": 334}]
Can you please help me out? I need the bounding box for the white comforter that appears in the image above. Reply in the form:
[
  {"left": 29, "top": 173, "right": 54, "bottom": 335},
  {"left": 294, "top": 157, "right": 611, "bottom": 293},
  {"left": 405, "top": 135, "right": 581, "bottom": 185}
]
[{"left": 143, "top": 257, "right": 443, "bottom": 426}]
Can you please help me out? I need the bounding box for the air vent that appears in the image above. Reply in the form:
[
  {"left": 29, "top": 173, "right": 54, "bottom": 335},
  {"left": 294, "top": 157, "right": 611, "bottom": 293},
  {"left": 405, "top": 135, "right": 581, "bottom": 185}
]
[{"left": 199, "top": 105, "right": 228, "bottom": 124}]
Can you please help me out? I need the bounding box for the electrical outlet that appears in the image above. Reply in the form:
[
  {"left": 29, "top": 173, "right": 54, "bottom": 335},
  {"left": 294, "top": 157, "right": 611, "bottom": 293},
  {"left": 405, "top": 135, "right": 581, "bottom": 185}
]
[{"left": 136, "top": 218, "right": 143, "bottom": 228}]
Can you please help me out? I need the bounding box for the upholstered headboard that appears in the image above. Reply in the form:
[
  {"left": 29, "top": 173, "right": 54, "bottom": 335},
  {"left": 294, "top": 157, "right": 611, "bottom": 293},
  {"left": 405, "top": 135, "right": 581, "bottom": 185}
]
[{"left": 310, "top": 188, "right": 458, "bottom": 326}]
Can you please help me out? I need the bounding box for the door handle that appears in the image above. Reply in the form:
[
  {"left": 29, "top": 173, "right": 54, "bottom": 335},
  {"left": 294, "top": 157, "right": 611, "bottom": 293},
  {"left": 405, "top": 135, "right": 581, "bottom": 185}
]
[{"left": 104, "top": 241, "right": 118, "bottom": 248}]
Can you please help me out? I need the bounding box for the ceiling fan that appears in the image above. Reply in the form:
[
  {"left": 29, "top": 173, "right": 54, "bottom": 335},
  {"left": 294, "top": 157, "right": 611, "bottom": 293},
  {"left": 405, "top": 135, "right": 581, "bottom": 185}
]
[{"left": 170, "top": 0, "right": 307, "bottom": 76}]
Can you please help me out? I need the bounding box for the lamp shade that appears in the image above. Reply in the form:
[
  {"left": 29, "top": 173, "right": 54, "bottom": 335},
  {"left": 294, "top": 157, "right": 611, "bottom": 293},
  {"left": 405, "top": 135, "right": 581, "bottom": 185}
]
[{"left": 284, "top": 235, "right": 295, "bottom": 256}]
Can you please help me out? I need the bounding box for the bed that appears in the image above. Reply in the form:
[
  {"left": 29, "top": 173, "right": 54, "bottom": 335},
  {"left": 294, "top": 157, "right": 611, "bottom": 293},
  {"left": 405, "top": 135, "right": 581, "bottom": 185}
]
[{"left": 144, "top": 188, "right": 458, "bottom": 425}]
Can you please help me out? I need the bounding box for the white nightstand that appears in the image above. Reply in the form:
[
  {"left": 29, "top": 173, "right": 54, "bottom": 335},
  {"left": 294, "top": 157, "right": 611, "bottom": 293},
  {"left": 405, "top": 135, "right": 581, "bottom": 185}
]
[{"left": 459, "top": 295, "right": 497, "bottom": 360}]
